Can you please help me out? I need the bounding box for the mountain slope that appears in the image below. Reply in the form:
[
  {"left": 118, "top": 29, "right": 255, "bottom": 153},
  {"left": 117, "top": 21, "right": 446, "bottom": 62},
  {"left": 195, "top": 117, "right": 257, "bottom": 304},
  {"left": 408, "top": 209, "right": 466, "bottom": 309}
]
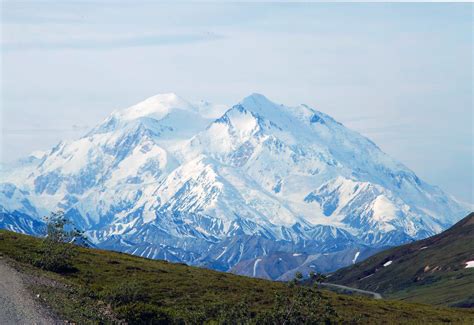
[
  {"left": 0, "top": 93, "right": 468, "bottom": 277},
  {"left": 230, "top": 245, "right": 385, "bottom": 280},
  {"left": 329, "top": 213, "right": 474, "bottom": 307}
]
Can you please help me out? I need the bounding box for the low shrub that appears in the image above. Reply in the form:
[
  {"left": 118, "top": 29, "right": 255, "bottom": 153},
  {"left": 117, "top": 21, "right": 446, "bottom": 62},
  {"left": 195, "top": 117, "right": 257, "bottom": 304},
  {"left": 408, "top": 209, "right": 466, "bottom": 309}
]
[
  {"left": 218, "top": 300, "right": 253, "bottom": 324},
  {"left": 102, "top": 280, "right": 151, "bottom": 307},
  {"left": 115, "top": 302, "right": 172, "bottom": 324},
  {"left": 34, "top": 240, "right": 77, "bottom": 273}
]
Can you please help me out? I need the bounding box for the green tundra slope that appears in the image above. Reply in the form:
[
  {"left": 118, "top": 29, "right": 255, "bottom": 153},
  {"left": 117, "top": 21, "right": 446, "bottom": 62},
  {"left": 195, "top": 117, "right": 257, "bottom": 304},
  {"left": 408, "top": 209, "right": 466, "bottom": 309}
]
[
  {"left": 0, "top": 229, "right": 473, "bottom": 324},
  {"left": 330, "top": 213, "right": 474, "bottom": 307}
]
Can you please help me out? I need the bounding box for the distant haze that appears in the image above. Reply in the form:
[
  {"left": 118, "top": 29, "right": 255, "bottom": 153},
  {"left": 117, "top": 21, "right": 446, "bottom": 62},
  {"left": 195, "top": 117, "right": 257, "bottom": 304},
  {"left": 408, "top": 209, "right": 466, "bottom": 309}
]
[{"left": 1, "top": 2, "right": 472, "bottom": 204}]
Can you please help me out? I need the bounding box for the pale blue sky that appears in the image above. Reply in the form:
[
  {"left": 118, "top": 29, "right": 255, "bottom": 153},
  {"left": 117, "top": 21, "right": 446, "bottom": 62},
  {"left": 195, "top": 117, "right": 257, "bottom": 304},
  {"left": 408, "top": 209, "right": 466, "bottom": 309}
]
[{"left": 1, "top": 2, "right": 472, "bottom": 203}]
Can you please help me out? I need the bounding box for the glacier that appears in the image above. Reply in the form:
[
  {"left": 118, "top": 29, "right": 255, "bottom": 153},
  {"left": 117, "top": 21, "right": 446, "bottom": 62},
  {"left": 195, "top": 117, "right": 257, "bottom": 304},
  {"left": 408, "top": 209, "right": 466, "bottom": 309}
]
[{"left": 0, "top": 92, "right": 468, "bottom": 279}]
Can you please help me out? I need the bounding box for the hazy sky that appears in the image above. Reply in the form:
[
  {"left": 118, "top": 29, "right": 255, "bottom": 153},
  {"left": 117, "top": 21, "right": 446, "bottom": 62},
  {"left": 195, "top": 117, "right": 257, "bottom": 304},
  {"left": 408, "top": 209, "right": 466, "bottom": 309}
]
[{"left": 1, "top": 2, "right": 472, "bottom": 204}]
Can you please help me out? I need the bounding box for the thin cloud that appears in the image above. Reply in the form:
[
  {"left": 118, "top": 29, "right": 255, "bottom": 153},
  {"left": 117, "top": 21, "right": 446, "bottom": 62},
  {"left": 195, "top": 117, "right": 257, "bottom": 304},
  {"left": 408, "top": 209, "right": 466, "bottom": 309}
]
[{"left": 1, "top": 32, "right": 223, "bottom": 51}]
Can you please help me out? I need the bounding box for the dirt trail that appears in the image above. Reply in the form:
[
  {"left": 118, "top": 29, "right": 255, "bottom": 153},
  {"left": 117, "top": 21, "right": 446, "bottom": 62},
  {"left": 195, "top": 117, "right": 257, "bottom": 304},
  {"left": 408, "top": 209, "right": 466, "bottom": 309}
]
[
  {"left": 320, "top": 282, "right": 383, "bottom": 299},
  {"left": 0, "top": 258, "right": 58, "bottom": 324}
]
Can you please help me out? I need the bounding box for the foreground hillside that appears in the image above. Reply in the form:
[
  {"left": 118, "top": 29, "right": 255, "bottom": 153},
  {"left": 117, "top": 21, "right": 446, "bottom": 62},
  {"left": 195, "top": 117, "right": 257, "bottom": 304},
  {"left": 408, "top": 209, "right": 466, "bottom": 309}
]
[
  {"left": 0, "top": 230, "right": 473, "bottom": 324},
  {"left": 330, "top": 213, "right": 474, "bottom": 307}
]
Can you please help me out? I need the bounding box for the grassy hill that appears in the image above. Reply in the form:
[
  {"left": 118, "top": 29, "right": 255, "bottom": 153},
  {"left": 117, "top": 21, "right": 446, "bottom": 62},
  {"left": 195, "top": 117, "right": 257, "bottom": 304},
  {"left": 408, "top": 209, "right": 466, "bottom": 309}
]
[
  {"left": 0, "top": 229, "right": 473, "bottom": 324},
  {"left": 330, "top": 213, "right": 474, "bottom": 307}
]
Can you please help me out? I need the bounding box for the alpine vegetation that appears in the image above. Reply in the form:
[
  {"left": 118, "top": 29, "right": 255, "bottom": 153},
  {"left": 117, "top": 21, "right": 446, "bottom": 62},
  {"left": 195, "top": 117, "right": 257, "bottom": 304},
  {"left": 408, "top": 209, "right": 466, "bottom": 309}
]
[{"left": 0, "top": 93, "right": 467, "bottom": 278}]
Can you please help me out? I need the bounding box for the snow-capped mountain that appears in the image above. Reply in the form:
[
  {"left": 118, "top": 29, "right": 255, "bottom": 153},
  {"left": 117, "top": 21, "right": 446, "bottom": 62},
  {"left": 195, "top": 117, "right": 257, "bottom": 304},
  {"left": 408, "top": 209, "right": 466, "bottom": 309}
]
[{"left": 0, "top": 93, "right": 468, "bottom": 278}]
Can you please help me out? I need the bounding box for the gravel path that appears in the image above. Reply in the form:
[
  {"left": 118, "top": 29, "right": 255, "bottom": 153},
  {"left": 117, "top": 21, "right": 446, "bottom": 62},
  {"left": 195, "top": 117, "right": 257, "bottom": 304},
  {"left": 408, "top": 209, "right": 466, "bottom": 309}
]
[
  {"left": 0, "top": 258, "right": 59, "bottom": 324},
  {"left": 320, "top": 282, "right": 383, "bottom": 299}
]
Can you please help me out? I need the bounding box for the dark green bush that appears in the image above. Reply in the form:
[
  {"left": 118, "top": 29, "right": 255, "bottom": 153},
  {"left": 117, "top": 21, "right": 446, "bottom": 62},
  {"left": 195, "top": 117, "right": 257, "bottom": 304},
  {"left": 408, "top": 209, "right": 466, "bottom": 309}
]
[
  {"left": 34, "top": 240, "right": 77, "bottom": 273},
  {"left": 223, "top": 273, "right": 338, "bottom": 325},
  {"left": 218, "top": 300, "right": 253, "bottom": 324},
  {"left": 102, "top": 280, "right": 151, "bottom": 307},
  {"left": 115, "top": 302, "right": 172, "bottom": 324},
  {"left": 172, "top": 306, "right": 207, "bottom": 324}
]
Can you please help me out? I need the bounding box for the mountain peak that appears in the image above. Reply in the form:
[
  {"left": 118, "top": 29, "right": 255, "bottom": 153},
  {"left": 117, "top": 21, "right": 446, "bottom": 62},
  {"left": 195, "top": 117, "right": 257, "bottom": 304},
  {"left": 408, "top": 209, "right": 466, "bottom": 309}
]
[
  {"left": 241, "top": 93, "right": 275, "bottom": 107},
  {"left": 237, "top": 93, "right": 287, "bottom": 122},
  {"left": 115, "top": 92, "right": 194, "bottom": 122}
]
